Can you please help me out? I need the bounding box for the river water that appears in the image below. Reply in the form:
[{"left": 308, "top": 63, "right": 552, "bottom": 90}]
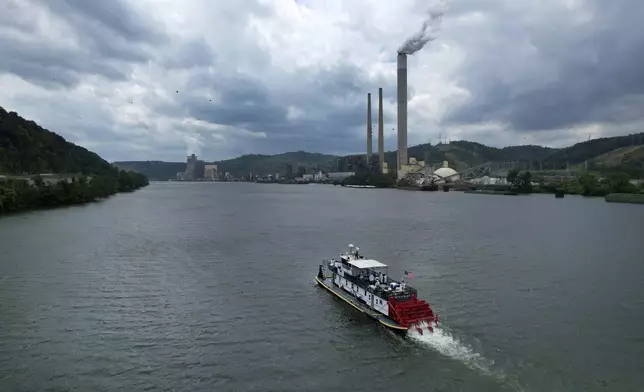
[{"left": 1, "top": 183, "right": 643, "bottom": 391}]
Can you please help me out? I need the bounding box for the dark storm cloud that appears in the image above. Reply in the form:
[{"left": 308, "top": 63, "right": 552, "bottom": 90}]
[
  {"left": 0, "top": 35, "right": 129, "bottom": 88},
  {"left": 445, "top": 0, "right": 644, "bottom": 132},
  {"left": 0, "top": 0, "right": 168, "bottom": 89},
  {"left": 171, "top": 60, "right": 397, "bottom": 154},
  {"left": 39, "top": 0, "right": 166, "bottom": 44},
  {"left": 181, "top": 73, "right": 288, "bottom": 128},
  {"left": 39, "top": 0, "right": 168, "bottom": 62}
]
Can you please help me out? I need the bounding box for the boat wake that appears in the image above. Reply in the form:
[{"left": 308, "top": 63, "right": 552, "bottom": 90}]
[
  {"left": 407, "top": 322, "right": 525, "bottom": 391},
  {"left": 408, "top": 321, "right": 492, "bottom": 374}
]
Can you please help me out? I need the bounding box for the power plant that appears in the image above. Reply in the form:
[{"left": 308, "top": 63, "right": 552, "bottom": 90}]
[
  {"left": 363, "top": 89, "right": 387, "bottom": 175},
  {"left": 396, "top": 52, "right": 408, "bottom": 176},
  {"left": 361, "top": 2, "right": 445, "bottom": 179},
  {"left": 362, "top": 54, "right": 409, "bottom": 178},
  {"left": 366, "top": 93, "right": 372, "bottom": 167},
  {"left": 363, "top": 55, "right": 405, "bottom": 177},
  {"left": 378, "top": 87, "right": 384, "bottom": 172}
]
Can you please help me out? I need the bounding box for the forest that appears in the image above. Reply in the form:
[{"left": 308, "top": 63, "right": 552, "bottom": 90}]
[{"left": 0, "top": 106, "right": 149, "bottom": 214}]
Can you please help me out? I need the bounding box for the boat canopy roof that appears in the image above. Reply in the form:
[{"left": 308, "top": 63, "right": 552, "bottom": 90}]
[{"left": 348, "top": 258, "right": 388, "bottom": 269}]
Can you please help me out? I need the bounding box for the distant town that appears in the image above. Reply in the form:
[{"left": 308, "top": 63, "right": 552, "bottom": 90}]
[{"left": 174, "top": 153, "right": 358, "bottom": 184}]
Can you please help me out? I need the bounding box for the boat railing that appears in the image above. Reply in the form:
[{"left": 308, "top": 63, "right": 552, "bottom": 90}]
[{"left": 325, "top": 259, "right": 417, "bottom": 301}]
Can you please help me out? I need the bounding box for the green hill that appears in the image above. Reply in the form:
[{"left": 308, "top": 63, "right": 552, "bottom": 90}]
[
  {"left": 408, "top": 135, "right": 644, "bottom": 174},
  {"left": 0, "top": 106, "right": 117, "bottom": 176},
  {"left": 545, "top": 134, "right": 644, "bottom": 172},
  {"left": 216, "top": 151, "right": 338, "bottom": 176},
  {"left": 0, "top": 105, "right": 148, "bottom": 214},
  {"left": 582, "top": 144, "right": 644, "bottom": 177},
  {"left": 114, "top": 151, "right": 340, "bottom": 180},
  {"left": 113, "top": 132, "right": 644, "bottom": 180}
]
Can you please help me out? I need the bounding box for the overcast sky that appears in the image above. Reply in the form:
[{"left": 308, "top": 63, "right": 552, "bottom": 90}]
[{"left": 1, "top": 0, "right": 642, "bottom": 162}]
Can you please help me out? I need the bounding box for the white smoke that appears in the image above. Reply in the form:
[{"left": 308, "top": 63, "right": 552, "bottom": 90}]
[
  {"left": 398, "top": 0, "right": 448, "bottom": 55},
  {"left": 184, "top": 134, "right": 202, "bottom": 157}
]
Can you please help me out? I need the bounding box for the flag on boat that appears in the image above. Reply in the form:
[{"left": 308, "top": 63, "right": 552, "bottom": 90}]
[{"left": 404, "top": 271, "right": 414, "bottom": 279}]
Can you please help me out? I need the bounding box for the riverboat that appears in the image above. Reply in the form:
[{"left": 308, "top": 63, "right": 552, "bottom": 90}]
[{"left": 316, "top": 245, "right": 438, "bottom": 334}]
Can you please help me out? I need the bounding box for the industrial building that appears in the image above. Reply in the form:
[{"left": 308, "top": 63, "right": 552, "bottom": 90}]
[
  {"left": 176, "top": 154, "right": 209, "bottom": 181},
  {"left": 362, "top": 88, "right": 388, "bottom": 175},
  {"left": 359, "top": 51, "right": 456, "bottom": 182},
  {"left": 204, "top": 164, "right": 218, "bottom": 181}
]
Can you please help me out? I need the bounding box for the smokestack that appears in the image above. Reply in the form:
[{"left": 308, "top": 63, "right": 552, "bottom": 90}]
[
  {"left": 397, "top": 52, "right": 408, "bottom": 173},
  {"left": 366, "top": 93, "right": 372, "bottom": 167},
  {"left": 378, "top": 87, "right": 384, "bottom": 173}
]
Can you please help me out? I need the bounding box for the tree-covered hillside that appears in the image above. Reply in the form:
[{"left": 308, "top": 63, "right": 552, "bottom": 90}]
[
  {"left": 113, "top": 131, "right": 644, "bottom": 180},
  {"left": 0, "top": 105, "right": 148, "bottom": 215},
  {"left": 0, "top": 106, "right": 116, "bottom": 176},
  {"left": 545, "top": 133, "right": 644, "bottom": 169},
  {"left": 216, "top": 151, "right": 338, "bottom": 176},
  {"left": 114, "top": 151, "right": 339, "bottom": 179}
]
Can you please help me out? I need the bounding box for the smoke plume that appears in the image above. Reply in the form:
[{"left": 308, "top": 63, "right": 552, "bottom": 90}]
[
  {"left": 398, "top": 1, "right": 447, "bottom": 55},
  {"left": 184, "top": 134, "right": 202, "bottom": 157}
]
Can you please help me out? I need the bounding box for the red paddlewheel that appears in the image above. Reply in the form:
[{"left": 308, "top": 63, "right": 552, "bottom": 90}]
[{"left": 388, "top": 297, "right": 437, "bottom": 328}]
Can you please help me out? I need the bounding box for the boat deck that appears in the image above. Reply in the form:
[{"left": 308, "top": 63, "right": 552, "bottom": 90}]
[{"left": 315, "top": 276, "right": 407, "bottom": 331}]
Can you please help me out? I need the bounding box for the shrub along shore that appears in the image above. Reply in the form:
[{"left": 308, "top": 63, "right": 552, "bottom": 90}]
[{"left": 0, "top": 170, "right": 148, "bottom": 215}]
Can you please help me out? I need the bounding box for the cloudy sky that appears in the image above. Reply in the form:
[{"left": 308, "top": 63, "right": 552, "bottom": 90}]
[{"left": 1, "top": 0, "right": 642, "bottom": 162}]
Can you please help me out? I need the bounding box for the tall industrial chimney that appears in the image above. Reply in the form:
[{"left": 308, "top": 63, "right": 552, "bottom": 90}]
[
  {"left": 378, "top": 87, "right": 384, "bottom": 173},
  {"left": 397, "top": 52, "right": 408, "bottom": 174},
  {"left": 366, "top": 93, "right": 372, "bottom": 168}
]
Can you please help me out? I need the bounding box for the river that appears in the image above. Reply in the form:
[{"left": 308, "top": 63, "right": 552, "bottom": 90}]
[{"left": 1, "top": 182, "right": 643, "bottom": 391}]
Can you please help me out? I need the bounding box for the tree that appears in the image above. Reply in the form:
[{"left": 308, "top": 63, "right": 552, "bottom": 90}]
[
  {"left": 606, "top": 172, "right": 638, "bottom": 193},
  {"left": 507, "top": 169, "right": 532, "bottom": 193},
  {"left": 578, "top": 173, "right": 601, "bottom": 196},
  {"left": 518, "top": 171, "right": 533, "bottom": 193},
  {"left": 507, "top": 169, "right": 519, "bottom": 185}
]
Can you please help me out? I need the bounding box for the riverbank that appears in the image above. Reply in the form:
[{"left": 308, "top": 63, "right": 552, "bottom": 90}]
[
  {"left": 0, "top": 171, "right": 149, "bottom": 216},
  {"left": 605, "top": 193, "right": 644, "bottom": 204},
  {"left": 463, "top": 189, "right": 519, "bottom": 196}
]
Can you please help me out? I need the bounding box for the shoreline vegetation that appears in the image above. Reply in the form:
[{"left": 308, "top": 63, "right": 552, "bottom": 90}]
[
  {"left": 339, "top": 168, "right": 644, "bottom": 204},
  {"left": 0, "top": 171, "right": 149, "bottom": 215},
  {"left": 605, "top": 193, "right": 644, "bottom": 204},
  {"left": 340, "top": 172, "right": 398, "bottom": 188},
  {"left": 1, "top": 106, "right": 149, "bottom": 216}
]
